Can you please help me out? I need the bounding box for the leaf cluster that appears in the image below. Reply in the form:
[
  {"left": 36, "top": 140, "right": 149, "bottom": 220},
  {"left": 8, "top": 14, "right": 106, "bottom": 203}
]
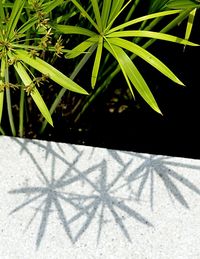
[{"left": 0, "top": 0, "right": 199, "bottom": 137}]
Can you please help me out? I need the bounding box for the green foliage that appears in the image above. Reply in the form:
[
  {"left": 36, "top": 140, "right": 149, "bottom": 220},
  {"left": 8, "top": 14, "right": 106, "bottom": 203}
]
[
  {"left": 0, "top": 0, "right": 87, "bottom": 135},
  {"left": 149, "top": 0, "right": 199, "bottom": 12},
  {"left": 57, "top": 0, "right": 198, "bottom": 115},
  {"left": 0, "top": 0, "right": 199, "bottom": 137}
]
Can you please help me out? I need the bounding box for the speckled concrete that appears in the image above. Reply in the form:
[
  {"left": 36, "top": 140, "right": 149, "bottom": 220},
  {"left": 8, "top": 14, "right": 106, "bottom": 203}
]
[{"left": 0, "top": 136, "right": 200, "bottom": 258}]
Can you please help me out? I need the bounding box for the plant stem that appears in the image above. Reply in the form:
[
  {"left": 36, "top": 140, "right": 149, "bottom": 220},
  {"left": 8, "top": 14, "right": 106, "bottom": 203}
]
[
  {"left": 6, "top": 89, "right": 16, "bottom": 136},
  {"left": 19, "top": 86, "right": 25, "bottom": 137},
  {"left": 0, "top": 58, "right": 5, "bottom": 126},
  {"left": 125, "top": 0, "right": 141, "bottom": 22},
  {"left": 39, "top": 45, "right": 96, "bottom": 134},
  {"left": 0, "top": 0, "right": 5, "bottom": 25},
  {"left": 5, "top": 63, "right": 16, "bottom": 136},
  {"left": 0, "top": 126, "right": 5, "bottom": 135}
]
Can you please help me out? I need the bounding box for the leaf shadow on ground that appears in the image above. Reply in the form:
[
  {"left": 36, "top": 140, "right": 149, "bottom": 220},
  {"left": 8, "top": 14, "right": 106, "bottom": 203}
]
[
  {"left": 123, "top": 154, "right": 200, "bottom": 210},
  {"left": 8, "top": 138, "right": 200, "bottom": 249}
]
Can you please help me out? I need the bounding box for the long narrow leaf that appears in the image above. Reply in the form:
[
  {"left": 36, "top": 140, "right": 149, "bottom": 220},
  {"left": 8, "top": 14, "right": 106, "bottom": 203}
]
[
  {"left": 104, "top": 39, "right": 134, "bottom": 97},
  {"left": 166, "top": 0, "right": 200, "bottom": 9},
  {"left": 71, "top": 0, "right": 99, "bottom": 32},
  {"left": 66, "top": 35, "right": 99, "bottom": 59},
  {"left": 105, "top": 41, "right": 161, "bottom": 113},
  {"left": 149, "top": 0, "right": 169, "bottom": 13},
  {"left": 108, "top": 37, "right": 184, "bottom": 86},
  {"left": 185, "top": 8, "right": 197, "bottom": 40},
  {"left": 91, "top": 36, "right": 103, "bottom": 88},
  {"left": 17, "top": 16, "right": 38, "bottom": 35},
  {"left": 43, "top": 0, "right": 64, "bottom": 13},
  {"left": 0, "top": 0, "right": 5, "bottom": 25},
  {"left": 31, "top": 87, "right": 53, "bottom": 126},
  {"left": 6, "top": 0, "right": 26, "bottom": 39},
  {"left": 108, "top": 10, "right": 181, "bottom": 34},
  {"left": 101, "top": 0, "right": 112, "bottom": 29},
  {"left": 105, "top": 0, "right": 132, "bottom": 32},
  {"left": 107, "top": 30, "right": 199, "bottom": 46},
  {"left": 12, "top": 60, "right": 53, "bottom": 126},
  {"left": 107, "top": 0, "right": 125, "bottom": 25},
  {"left": 184, "top": 8, "right": 197, "bottom": 50},
  {"left": 55, "top": 25, "right": 96, "bottom": 37},
  {"left": 91, "top": 0, "right": 102, "bottom": 31},
  {"left": 15, "top": 50, "right": 88, "bottom": 95}
]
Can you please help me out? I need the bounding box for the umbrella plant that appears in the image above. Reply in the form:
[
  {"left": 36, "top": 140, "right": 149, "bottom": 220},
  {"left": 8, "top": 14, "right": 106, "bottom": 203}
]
[
  {"left": 0, "top": 0, "right": 88, "bottom": 136},
  {"left": 56, "top": 0, "right": 199, "bottom": 123},
  {"left": 0, "top": 0, "right": 199, "bottom": 137}
]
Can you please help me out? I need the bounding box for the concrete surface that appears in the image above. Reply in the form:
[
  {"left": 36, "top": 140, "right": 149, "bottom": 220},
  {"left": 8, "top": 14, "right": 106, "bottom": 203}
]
[{"left": 0, "top": 136, "right": 200, "bottom": 258}]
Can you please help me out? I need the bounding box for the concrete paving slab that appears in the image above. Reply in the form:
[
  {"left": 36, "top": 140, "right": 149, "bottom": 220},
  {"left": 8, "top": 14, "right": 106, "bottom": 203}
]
[{"left": 0, "top": 136, "right": 200, "bottom": 258}]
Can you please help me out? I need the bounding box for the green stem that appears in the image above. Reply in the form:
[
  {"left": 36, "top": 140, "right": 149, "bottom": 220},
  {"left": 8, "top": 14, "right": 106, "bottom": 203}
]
[
  {"left": 6, "top": 88, "right": 16, "bottom": 136},
  {"left": 0, "top": 0, "right": 5, "bottom": 25},
  {"left": 12, "top": 43, "right": 70, "bottom": 53},
  {"left": 125, "top": 0, "right": 141, "bottom": 22},
  {"left": 39, "top": 45, "right": 96, "bottom": 134},
  {"left": 19, "top": 86, "right": 25, "bottom": 137},
  {"left": 0, "top": 126, "right": 5, "bottom": 135},
  {"left": 5, "top": 62, "right": 16, "bottom": 136},
  {"left": 0, "top": 58, "right": 5, "bottom": 126},
  {"left": 74, "top": 82, "right": 105, "bottom": 123}
]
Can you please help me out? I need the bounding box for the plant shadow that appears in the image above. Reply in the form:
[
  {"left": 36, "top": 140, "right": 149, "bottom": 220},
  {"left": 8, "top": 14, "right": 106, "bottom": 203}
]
[{"left": 8, "top": 138, "right": 200, "bottom": 249}]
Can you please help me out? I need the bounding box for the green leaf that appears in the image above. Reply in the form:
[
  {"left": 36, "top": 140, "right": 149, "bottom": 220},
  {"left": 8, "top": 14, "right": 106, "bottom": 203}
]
[
  {"left": 166, "top": 0, "right": 200, "bottom": 9},
  {"left": 91, "top": 36, "right": 103, "bottom": 88},
  {"left": 0, "top": 0, "right": 5, "bottom": 27},
  {"left": 91, "top": 0, "right": 102, "bottom": 31},
  {"left": 107, "top": 30, "right": 199, "bottom": 46},
  {"left": 105, "top": 0, "right": 132, "bottom": 32},
  {"left": 149, "top": 0, "right": 170, "bottom": 13},
  {"left": 55, "top": 25, "right": 96, "bottom": 37},
  {"left": 105, "top": 39, "right": 134, "bottom": 97},
  {"left": 30, "top": 87, "right": 54, "bottom": 127},
  {"left": 12, "top": 60, "right": 53, "bottom": 126},
  {"left": 15, "top": 50, "right": 88, "bottom": 95},
  {"left": 105, "top": 41, "right": 161, "bottom": 113},
  {"left": 107, "top": 0, "right": 125, "bottom": 25},
  {"left": 184, "top": 8, "right": 197, "bottom": 48},
  {"left": 108, "top": 37, "right": 184, "bottom": 86},
  {"left": 17, "top": 16, "right": 38, "bottom": 35},
  {"left": 66, "top": 35, "right": 99, "bottom": 59},
  {"left": 43, "top": 0, "right": 64, "bottom": 13},
  {"left": 71, "top": 0, "right": 99, "bottom": 32},
  {"left": 101, "top": 0, "right": 112, "bottom": 29},
  {"left": 108, "top": 10, "right": 181, "bottom": 33},
  {"left": 6, "top": 0, "right": 26, "bottom": 40}
]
